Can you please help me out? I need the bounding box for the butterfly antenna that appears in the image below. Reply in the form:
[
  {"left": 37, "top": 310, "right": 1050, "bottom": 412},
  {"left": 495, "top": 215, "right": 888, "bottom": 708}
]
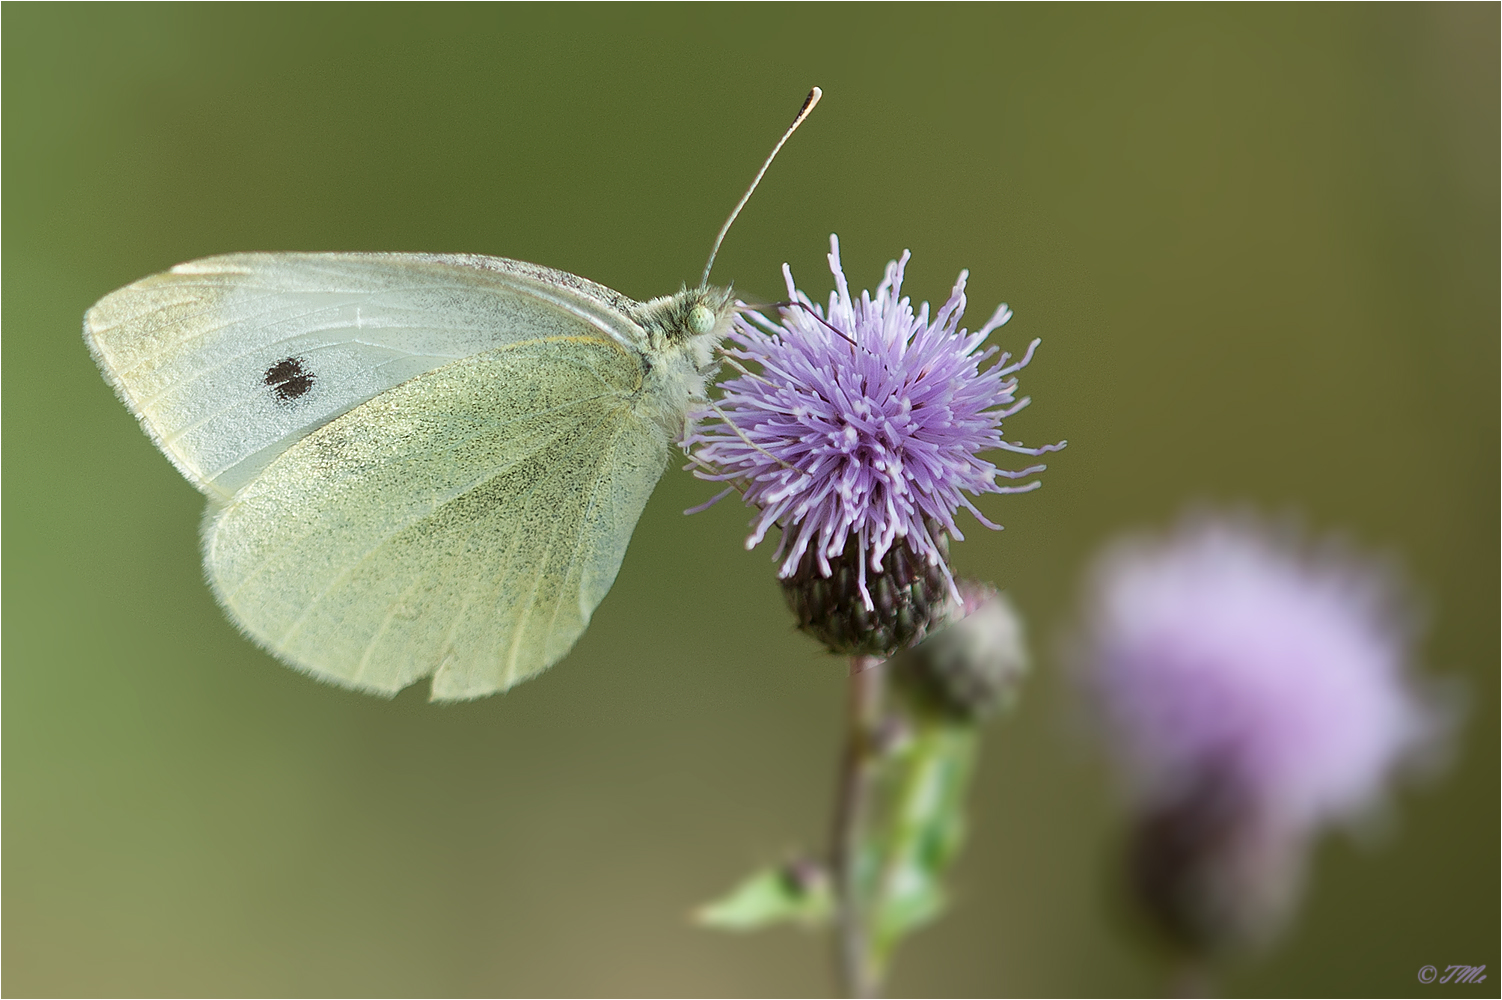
[{"left": 700, "top": 87, "right": 822, "bottom": 288}]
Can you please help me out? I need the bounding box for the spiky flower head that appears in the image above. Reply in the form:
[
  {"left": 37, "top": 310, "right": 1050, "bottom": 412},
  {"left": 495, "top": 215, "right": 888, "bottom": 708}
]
[
  {"left": 685, "top": 235, "right": 1063, "bottom": 642},
  {"left": 1074, "top": 514, "right": 1449, "bottom": 952}
]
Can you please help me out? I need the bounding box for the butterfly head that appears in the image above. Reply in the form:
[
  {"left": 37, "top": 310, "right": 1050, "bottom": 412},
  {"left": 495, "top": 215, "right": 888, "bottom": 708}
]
[
  {"left": 635, "top": 284, "right": 738, "bottom": 371},
  {"left": 630, "top": 285, "right": 739, "bottom": 436}
]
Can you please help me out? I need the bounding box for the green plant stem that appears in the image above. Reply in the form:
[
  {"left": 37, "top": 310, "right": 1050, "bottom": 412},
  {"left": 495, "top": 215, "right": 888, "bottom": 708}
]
[{"left": 832, "top": 655, "right": 886, "bottom": 998}]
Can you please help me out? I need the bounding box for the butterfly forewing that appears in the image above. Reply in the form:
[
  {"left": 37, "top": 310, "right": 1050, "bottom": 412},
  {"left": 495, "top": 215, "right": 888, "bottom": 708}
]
[
  {"left": 206, "top": 337, "right": 669, "bottom": 700},
  {"left": 84, "top": 253, "right": 644, "bottom": 498}
]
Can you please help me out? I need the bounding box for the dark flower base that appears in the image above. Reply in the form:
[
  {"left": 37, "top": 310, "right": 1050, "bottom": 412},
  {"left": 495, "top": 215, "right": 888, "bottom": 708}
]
[
  {"left": 781, "top": 532, "right": 952, "bottom": 658},
  {"left": 1127, "top": 765, "right": 1302, "bottom": 957}
]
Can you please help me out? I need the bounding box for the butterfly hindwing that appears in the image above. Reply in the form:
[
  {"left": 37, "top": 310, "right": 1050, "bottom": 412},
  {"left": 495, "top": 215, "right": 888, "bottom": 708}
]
[{"left": 205, "top": 336, "right": 669, "bottom": 700}]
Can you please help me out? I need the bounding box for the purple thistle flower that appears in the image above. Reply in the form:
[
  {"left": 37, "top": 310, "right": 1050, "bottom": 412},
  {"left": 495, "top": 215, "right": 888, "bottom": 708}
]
[
  {"left": 685, "top": 235, "right": 1064, "bottom": 611},
  {"left": 1074, "top": 514, "right": 1449, "bottom": 952},
  {"left": 1080, "top": 515, "right": 1439, "bottom": 831}
]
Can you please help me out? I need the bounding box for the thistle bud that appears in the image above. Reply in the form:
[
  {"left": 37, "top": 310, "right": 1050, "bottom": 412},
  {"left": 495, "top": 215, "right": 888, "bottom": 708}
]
[{"left": 889, "top": 582, "right": 1029, "bottom": 722}]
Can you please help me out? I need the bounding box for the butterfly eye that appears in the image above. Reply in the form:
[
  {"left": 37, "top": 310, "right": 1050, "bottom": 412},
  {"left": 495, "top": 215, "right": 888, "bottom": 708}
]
[{"left": 687, "top": 304, "right": 716, "bottom": 336}]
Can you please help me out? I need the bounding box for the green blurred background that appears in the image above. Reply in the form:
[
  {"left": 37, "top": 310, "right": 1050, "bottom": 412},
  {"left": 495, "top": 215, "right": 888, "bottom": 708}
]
[{"left": 5, "top": 5, "right": 1496, "bottom": 996}]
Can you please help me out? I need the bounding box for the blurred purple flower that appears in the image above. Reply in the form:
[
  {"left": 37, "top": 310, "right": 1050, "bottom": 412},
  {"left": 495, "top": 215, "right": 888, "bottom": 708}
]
[
  {"left": 685, "top": 235, "right": 1064, "bottom": 608},
  {"left": 1075, "top": 515, "right": 1450, "bottom": 951},
  {"left": 1080, "top": 516, "right": 1440, "bottom": 832}
]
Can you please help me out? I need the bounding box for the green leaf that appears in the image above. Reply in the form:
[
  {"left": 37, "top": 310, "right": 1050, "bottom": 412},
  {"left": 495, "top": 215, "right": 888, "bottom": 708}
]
[
  {"left": 871, "top": 722, "right": 978, "bottom": 960},
  {"left": 695, "top": 862, "right": 833, "bottom": 932}
]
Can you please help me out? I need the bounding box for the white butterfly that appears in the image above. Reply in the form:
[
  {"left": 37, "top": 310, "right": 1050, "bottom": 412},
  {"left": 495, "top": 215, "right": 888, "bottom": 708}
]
[{"left": 85, "top": 90, "right": 820, "bottom": 702}]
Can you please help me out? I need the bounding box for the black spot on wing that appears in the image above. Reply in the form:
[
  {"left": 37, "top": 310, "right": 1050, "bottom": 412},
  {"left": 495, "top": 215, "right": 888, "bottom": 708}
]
[{"left": 264, "top": 356, "right": 315, "bottom": 403}]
